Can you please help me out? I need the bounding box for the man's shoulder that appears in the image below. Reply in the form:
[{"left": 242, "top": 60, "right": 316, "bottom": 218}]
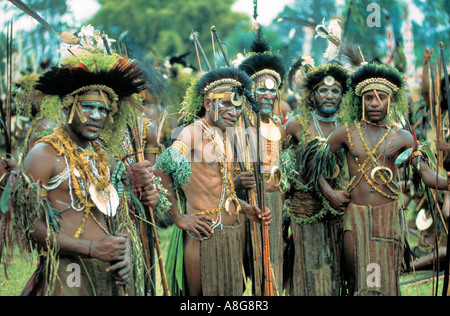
[
  {"left": 27, "top": 141, "right": 59, "bottom": 159},
  {"left": 24, "top": 141, "right": 62, "bottom": 180}
]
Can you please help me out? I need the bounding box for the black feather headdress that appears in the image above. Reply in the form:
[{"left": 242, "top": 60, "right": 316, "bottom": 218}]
[
  {"left": 238, "top": 26, "right": 286, "bottom": 88},
  {"left": 196, "top": 67, "right": 253, "bottom": 96},
  {"left": 35, "top": 54, "right": 147, "bottom": 100},
  {"left": 301, "top": 61, "right": 349, "bottom": 94},
  {"left": 350, "top": 63, "right": 405, "bottom": 96},
  {"left": 180, "top": 67, "right": 253, "bottom": 125},
  {"left": 339, "top": 62, "right": 409, "bottom": 124}
]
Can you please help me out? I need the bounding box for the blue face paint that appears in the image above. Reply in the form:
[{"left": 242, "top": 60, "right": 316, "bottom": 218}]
[
  {"left": 259, "top": 99, "right": 274, "bottom": 115},
  {"left": 80, "top": 101, "right": 110, "bottom": 119},
  {"left": 315, "top": 85, "right": 342, "bottom": 99},
  {"left": 317, "top": 102, "right": 339, "bottom": 115},
  {"left": 218, "top": 100, "right": 243, "bottom": 115},
  {"left": 256, "top": 86, "right": 278, "bottom": 96},
  {"left": 216, "top": 100, "right": 242, "bottom": 127}
]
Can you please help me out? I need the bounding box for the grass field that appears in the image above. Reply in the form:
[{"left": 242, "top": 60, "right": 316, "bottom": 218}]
[{"left": 1, "top": 225, "right": 448, "bottom": 296}]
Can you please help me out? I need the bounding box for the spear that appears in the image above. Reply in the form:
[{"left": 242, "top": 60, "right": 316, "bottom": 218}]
[
  {"left": 192, "top": 31, "right": 212, "bottom": 72},
  {"left": 209, "top": 23, "right": 276, "bottom": 295},
  {"left": 8, "top": 0, "right": 59, "bottom": 34},
  {"left": 433, "top": 60, "right": 441, "bottom": 296},
  {"left": 425, "top": 50, "right": 442, "bottom": 296},
  {"left": 439, "top": 41, "right": 450, "bottom": 297},
  {"left": 4, "top": 21, "right": 13, "bottom": 156},
  {"left": 129, "top": 122, "right": 170, "bottom": 296},
  {"left": 8, "top": 0, "right": 80, "bottom": 45},
  {"left": 210, "top": 24, "right": 230, "bottom": 67}
]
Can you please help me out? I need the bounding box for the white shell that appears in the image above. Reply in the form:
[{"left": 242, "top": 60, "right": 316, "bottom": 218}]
[
  {"left": 415, "top": 209, "right": 433, "bottom": 231},
  {"left": 89, "top": 183, "right": 119, "bottom": 217},
  {"left": 323, "top": 75, "right": 335, "bottom": 86},
  {"left": 230, "top": 92, "right": 244, "bottom": 106},
  {"left": 265, "top": 78, "right": 275, "bottom": 89}
]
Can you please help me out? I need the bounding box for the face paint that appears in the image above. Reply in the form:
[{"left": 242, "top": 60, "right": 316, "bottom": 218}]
[
  {"left": 315, "top": 85, "right": 342, "bottom": 99},
  {"left": 256, "top": 86, "right": 278, "bottom": 96},
  {"left": 316, "top": 97, "right": 339, "bottom": 115},
  {"left": 80, "top": 101, "right": 110, "bottom": 120},
  {"left": 215, "top": 99, "right": 241, "bottom": 127},
  {"left": 260, "top": 99, "right": 274, "bottom": 115},
  {"left": 218, "top": 99, "right": 243, "bottom": 115}
]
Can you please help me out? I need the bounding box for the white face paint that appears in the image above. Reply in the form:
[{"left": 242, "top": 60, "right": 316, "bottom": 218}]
[
  {"left": 254, "top": 76, "right": 279, "bottom": 117},
  {"left": 80, "top": 101, "right": 110, "bottom": 119},
  {"left": 216, "top": 99, "right": 243, "bottom": 127}
]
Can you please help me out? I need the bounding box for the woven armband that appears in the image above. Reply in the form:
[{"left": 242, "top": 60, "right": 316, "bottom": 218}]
[
  {"left": 153, "top": 175, "right": 172, "bottom": 215},
  {"left": 144, "top": 146, "right": 163, "bottom": 155},
  {"left": 154, "top": 145, "right": 192, "bottom": 191}
]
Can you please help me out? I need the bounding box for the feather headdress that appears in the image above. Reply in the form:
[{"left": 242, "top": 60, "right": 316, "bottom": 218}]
[
  {"left": 287, "top": 56, "right": 315, "bottom": 92},
  {"left": 179, "top": 67, "right": 253, "bottom": 126},
  {"left": 35, "top": 52, "right": 148, "bottom": 117},
  {"left": 314, "top": 19, "right": 342, "bottom": 61},
  {"left": 238, "top": 24, "right": 286, "bottom": 88},
  {"left": 339, "top": 62, "right": 408, "bottom": 124},
  {"left": 277, "top": 16, "right": 342, "bottom": 62}
]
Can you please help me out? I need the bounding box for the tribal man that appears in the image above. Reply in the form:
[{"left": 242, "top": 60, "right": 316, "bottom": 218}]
[
  {"left": 283, "top": 61, "right": 349, "bottom": 296},
  {"left": 8, "top": 51, "right": 156, "bottom": 296},
  {"left": 154, "top": 67, "right": 271, "bottom": 296},
  {"left": 310, "top": 62, "right": 450, "bottom": 296},
  {"left": 237, "top": 25, "right": 286, "bottom": 294}
]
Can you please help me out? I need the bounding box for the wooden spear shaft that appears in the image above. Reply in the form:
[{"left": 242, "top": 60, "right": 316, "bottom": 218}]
[
  {"left": 440, "top": 41, "right": 450, "bottom": 297},
  {"left": 255, "top": 110, "right": 274, "bottom": 296},
  {"left": 136, "top": 149, "right": 170, "bottom": 296},
  {"left": 130, "top": 122, "right": 170, "bottom": 296},
  {"left": 5, "top": 22, "right": 13, "bottom": 156}
]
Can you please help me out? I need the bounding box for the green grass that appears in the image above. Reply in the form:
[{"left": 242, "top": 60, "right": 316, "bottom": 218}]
[
  {"left": 401, "top": 270, "right": 447, "bottom": 296},
  {"left": 0, "top": 252, "right": 36, "bottom": 296},
  {"left": 1, "top": 225, "right": 448, "bottom": 296}
]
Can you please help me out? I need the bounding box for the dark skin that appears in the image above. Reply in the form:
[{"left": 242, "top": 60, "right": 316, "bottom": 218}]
[
  {"left": 240, "top": 74, "right": 286, "bottom": 193},
  {"left": 321, "top": 89, "right": 450, "bottom": 293},
  {"left": 284, "top": 82, "right": 344, "bottom": 189},
  {"left": 153, "top": 93, "right": 271, "bottom": 296},
  {"left": 25, "top": 91, "right": 137, "bottom": 293}
]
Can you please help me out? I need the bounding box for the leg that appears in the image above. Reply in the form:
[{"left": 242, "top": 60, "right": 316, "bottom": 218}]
[
  {"left": 343, "top": 230, "right": 356, "bottom": 295},
  {"left": 183, "top": 235, "right": 202, "bottom": 296}
]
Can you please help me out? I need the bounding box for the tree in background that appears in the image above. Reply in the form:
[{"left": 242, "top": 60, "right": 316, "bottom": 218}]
[
  {"left": 412, "top": 0, "right": 450, "bottom": 66},
  {"left": 89, "top": 0, "right": 252, "bottom": 69},
  {"left": 274, "top": 0, "right": 339, "bottom": 67},
  {"left": 0, "top": 0, "right": 75, "bottom": 72}
]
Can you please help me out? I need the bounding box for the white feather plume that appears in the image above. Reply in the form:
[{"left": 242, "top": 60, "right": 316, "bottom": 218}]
[{"left": 315, "top": 19, "right": 342, "bottom": 61}]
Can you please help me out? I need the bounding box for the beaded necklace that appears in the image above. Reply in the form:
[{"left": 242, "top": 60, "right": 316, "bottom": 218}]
[
  {"left": 192, "top": 119, "right": 242, "bottom": 218},
  {"left": 312, "top": 111, "right": 337, "bottom": 138},
  {"left": 345, "top": 122, "right": 400, "bottom": 199}
]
